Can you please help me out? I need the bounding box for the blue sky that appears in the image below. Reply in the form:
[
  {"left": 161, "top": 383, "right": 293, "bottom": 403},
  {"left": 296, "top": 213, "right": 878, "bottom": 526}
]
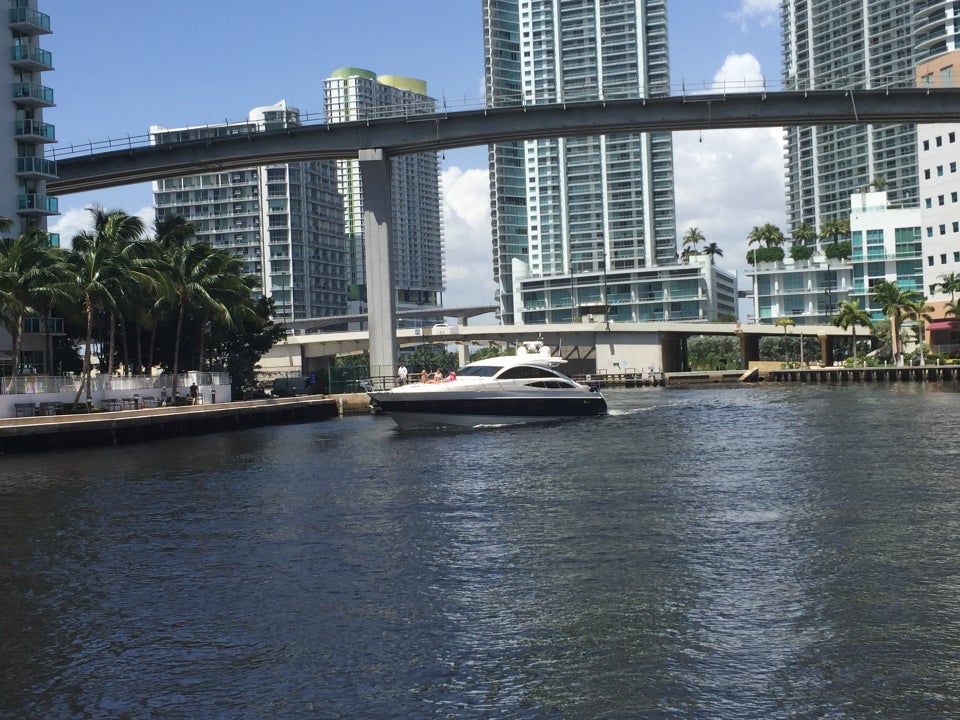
[{"left": 44, "top": 0, "right": 784, "bottom": 311}]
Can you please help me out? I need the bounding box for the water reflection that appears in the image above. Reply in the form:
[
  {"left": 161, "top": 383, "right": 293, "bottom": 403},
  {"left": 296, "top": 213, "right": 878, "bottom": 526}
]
[{"left": 2, "top": 385, "right": 960, "bottom": 717}]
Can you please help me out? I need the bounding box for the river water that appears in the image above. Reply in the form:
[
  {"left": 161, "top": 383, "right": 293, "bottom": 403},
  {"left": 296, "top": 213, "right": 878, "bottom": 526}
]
[{"left": 2, "top": 384, "right": 960, "bottom": 719}]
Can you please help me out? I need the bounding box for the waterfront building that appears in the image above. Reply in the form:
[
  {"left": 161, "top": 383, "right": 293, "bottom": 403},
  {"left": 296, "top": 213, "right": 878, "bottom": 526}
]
[
  {"left": 848, "top": 190, "right": 923, "bottom": 321},
  {"left": 150, "top": 102, "right": 348, "bottom": 323},
  {"left": 323, "top": 68, "right": 444, "bottom": 324},
  {"left": 917, "top": 49, "right": 960, "bottom": 301},
  {"left": 0, "top": 0, "right": 60, "bottom": 373},
  {"left": 743, "top": 191, "right": 922, "bottom": 326},
  {"left": 781, "top": 0, "right": 921, "bottom": 232},
  {"left": 515, "top": 254, "right": 737, "bottom": 324},
  {"left": 746, "top": 254, "right": 853, "bottom": 327},
  {"left": 483, "top": 0, "right": 678, "bottom": 325}
]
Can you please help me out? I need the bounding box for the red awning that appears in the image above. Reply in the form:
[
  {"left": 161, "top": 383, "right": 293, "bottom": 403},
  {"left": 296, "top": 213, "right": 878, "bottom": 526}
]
[{"left": 926, "top": 320, "right": 959, "bottom": 332}]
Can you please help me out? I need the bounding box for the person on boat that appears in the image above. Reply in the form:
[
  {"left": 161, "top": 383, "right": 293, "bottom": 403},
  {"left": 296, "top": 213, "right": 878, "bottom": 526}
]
[
  {"left": 446, "top": 370, "right": 457, "bottom": 381},
  {"left": 419, "top": 369, "right": 428, "bottom": 384},
  {"left": 432, "top": 369, "right": 444, "bottom": 382},
  {"left": 397, "top": 364, "right": 408, "bottom": 386}
]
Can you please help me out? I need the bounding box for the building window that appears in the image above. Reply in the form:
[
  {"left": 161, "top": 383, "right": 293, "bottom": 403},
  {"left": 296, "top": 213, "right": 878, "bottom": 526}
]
[
  {"left": 925, "top": 169, "right": 932, "bottom": 179},
  {"left": 954, "top": 222, "right": 960, "bottom": 233},
  {"left": 938, "top": 166, "right": 945, "bottom": 176},
  {"left": 940, "top": 224, "right": 947, "bottom": 235},
  {"left": 952, "top": 162, "right": 958, "bottom": 173},
  {"left": 929, "top": 255, "right": 935, "bottom": 266},
  {"left": 923, "top": 139, "right": 930, "bottom": 150},
  {"left": 955, "top": 251, "right": 960, "bottom": 262},
  {"left": 950, "top": 132, "right": 956, "bottom": 143},
  {"left": 939, "top": 195, "right": 945, "bottom": 205},
  {"left": 926, "top": 198, "right": 933, "bottom": 208},
  {"left": 927, "top": 227, "right": 934, "bottom": 237},
  {"left": 937, "top": 136, "right": 943, "bottom": 147},
  {"left": 954, "top": 191, "right": 959, "bottom": 203},
  {"left": 942, "top": 254, "right": 948, "bottom": 264}
]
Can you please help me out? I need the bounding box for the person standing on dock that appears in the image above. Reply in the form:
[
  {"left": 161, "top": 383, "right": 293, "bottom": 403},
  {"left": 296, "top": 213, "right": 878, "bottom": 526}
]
[{"left": 189, "top": 383, "right": 199, "bottom": 405}]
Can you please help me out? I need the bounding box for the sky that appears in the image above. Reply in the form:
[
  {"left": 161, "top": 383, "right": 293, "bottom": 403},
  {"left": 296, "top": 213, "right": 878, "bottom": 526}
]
[{"left": 42, "top": 0, "right": 785, "bottom": 317}]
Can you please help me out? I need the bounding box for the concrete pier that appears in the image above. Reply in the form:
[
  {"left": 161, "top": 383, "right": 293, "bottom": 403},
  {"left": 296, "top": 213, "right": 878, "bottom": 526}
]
[{"left": 0, "top": 397, "right": 352, "bottom": 454}]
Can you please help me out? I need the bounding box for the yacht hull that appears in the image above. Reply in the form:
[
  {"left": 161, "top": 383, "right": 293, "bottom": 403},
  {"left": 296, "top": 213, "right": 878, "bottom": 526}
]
[{"left": 368, "top": 390, "right": 606, "bottom": 429}]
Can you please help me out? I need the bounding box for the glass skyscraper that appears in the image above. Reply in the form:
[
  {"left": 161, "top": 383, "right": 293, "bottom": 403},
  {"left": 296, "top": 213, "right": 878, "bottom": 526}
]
[
  {"left": 483, "top": 0, "right": 675, "bottom": 325},
  {"left": 781, "top": 0, "right": 922, "bottom": 232},
  {"left": 323, "top": 68, "right": 444, "bottom": 318}
]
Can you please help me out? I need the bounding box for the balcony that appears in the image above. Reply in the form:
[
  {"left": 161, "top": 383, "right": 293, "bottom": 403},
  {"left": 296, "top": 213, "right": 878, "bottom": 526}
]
[
  {"left": 14, "top": 119, "right": 55, "bottom": 142},
  {"left": 8, "top": 7, "right": 51, "bottom": 34},
  {"left": 11, "top": 44, "right": 52, "bottom": 71},
  {"left": 13, "top": 82, "right": 54, "bottom": 107},
  {"left": 16, "top": 156, "right": 57, "bottom": 179},
  {"left": 17, "top": 193, "right": 58, "bottom": 215}
]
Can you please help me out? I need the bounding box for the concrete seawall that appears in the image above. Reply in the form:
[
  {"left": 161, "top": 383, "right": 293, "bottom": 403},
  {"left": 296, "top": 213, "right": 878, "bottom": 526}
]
[{"left": 0, "top": 396, "right": 367, "bottom": 454}]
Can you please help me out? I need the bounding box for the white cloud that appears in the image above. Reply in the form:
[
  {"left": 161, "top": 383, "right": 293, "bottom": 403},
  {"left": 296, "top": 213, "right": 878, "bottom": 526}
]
[
  {"left": 440, "top": 165, "right": 497, "bottom": 315},
  {"left": 674, "top": 52, "right": 787, "bottom": 294},
  {"left": 727, "top": 0, "right": 780, "bottom": 30}
]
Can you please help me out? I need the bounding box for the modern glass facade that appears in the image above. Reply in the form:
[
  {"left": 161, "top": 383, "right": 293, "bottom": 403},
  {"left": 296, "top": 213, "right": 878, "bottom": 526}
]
[
  {"left": 323, "top": 69, "right": 444, "bottom": 316},
  {"left": 782, "top": 0, "right": 920, "bottom": 231},
  {"left": 484, "top": 0, "right": 676, "bottom": 325},
  {"left": 151, "top": 102, "right": 348, "bottom": 322}
]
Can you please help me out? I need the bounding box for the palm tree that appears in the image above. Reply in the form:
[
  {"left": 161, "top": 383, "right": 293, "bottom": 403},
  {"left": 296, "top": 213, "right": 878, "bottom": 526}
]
[
  {"left": 702, "top": 242, "right": 723, "bottom": 258},
  {"left": 904, "top": 297, "right": 934, "bottom": 366},
  {"left": 871, "top": 280, "right": 919, "bottom": 367},
  {"left": 832, "top": 299, "right": 873, "bottom": 363},
  {"left": 77, "top": 208, "right": 148, "bottom": 377},
  {"left": 681, "top": 227, "right": 705, "bottom": 256},
  {"left": 938, "top": 271, "right": 960, "bottom": 303},
  {"left": 0, "top": 228, "right": 63, "bottom": 380},
  {"left": 818, "top": 217, "right": 850, "bottom": 245},
  {"left": 160, "top": 242, "right": 259, "bottom": 399},
  {"left": 792, "top": 220, "right": 817, "bottom": 246},
  {"left": 67, "top": 209, "right": 152, "bottom": 406},
  {"left": 775, "top": 316, "right": 795, "bottom": 363}
]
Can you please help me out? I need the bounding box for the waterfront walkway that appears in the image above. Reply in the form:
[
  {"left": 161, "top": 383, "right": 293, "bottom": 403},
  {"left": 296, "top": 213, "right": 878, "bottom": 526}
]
[{"left": 0, "top": 395, "right": 371, "bottom": 454}]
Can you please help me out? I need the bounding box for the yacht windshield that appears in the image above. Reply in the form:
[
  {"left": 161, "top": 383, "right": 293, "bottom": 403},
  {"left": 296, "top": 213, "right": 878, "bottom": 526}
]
[{"left": 456, "top": 365, "right": 500, "bottom": 377}]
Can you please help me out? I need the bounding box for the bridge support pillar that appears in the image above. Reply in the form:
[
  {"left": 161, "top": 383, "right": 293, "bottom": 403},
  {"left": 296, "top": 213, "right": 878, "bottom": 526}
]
[
  {"left": 739, "top": 332, "right": 759, "bottom": 369},
  {"left": 819, "top": 334, "right": 837, "bottom": 367},
  {"left": 359, "top": 148, "right": 398, "bottom": 382}
]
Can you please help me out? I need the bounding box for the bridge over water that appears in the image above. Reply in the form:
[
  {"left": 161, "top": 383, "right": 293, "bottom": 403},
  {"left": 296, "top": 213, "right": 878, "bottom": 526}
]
[
  {"left": 260, "top": 320, "right": 860, "bottom": 381},
  {"left": 47, "top": 88, "right": 956, "bottom": 379}
]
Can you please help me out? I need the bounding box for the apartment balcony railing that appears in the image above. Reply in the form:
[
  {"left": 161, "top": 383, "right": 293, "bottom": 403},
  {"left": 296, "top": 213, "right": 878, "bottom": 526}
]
[
  {"left": 8, "top": 7, "right": 51, "bottom": 34},
  {"left": 14, "top": 119, "right": 55, "bottom": 142},
  {"left": 13, "top": 81, "right": 54, "bottom": 107},
  {"left": 17, "top": 193, "right": 58, "bottom": 215},
  {"left": 11, "top": 44, "right": 52, "bottom": 71},
  {"left": 16, "top": 155, "right": 57, "bottom": 179}
]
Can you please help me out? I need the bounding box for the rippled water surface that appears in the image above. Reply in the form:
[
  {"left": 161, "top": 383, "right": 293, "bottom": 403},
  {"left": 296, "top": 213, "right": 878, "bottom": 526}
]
[{"left": 3, "top": 384, "right": 960, "bottom": 719}]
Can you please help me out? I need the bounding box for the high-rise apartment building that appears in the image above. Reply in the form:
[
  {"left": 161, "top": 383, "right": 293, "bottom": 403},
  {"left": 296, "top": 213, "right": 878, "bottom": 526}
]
[
  {"left": 323, "top": 68, "right": 444, "bottom": 318},
  {"left": 781, "top": 0, "right": 922, "bottom": 232},
  {"left": 483, "top": 0, "right": 677, "bottom": 325},
  {"left": 5, "top": 0, "right": 57, "bottom": 236},
  {"left": 151, "top": 101, "right": 347, "bottom": 322},
  {"left": 1, "top": 0, "right": 60, "bottom": 374}
]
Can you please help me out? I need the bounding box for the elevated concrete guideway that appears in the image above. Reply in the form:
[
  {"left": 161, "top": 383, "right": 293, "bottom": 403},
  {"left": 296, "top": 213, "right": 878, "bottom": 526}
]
[
  {"left": 264, "top": 321, "right": 859, "bottom": 379},
  {"left": 46, "top": 88, "right": 951, "bottom": 380},
  {"left": 48, "top": 88, "right": 960, "bottom": 195}
]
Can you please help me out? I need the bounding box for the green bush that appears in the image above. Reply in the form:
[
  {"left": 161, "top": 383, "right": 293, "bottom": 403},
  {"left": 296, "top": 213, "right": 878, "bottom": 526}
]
[
  {"left": 823, "top": 240, "right": 852, "bottom": 260},
  {"left": 789, "top": 244, "right": 814, "bottom": 261},
  {"left": 745, "top": 246, "right": 785, "bottom": 265}
]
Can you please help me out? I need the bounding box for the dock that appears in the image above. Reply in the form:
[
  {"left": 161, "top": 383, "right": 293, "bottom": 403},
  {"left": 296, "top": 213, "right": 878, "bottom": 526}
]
[
  {"left": 767, "top": 365, "right": 960, "bottom": 383},
  {"left": 0, "top": 396, "right": 363, "bottom": 454}
]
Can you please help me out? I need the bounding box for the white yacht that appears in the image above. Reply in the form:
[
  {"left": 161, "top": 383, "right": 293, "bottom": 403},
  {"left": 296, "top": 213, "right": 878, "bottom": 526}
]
[{"left": 367, "top": 342, "right": 607, "bottom": 429}]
